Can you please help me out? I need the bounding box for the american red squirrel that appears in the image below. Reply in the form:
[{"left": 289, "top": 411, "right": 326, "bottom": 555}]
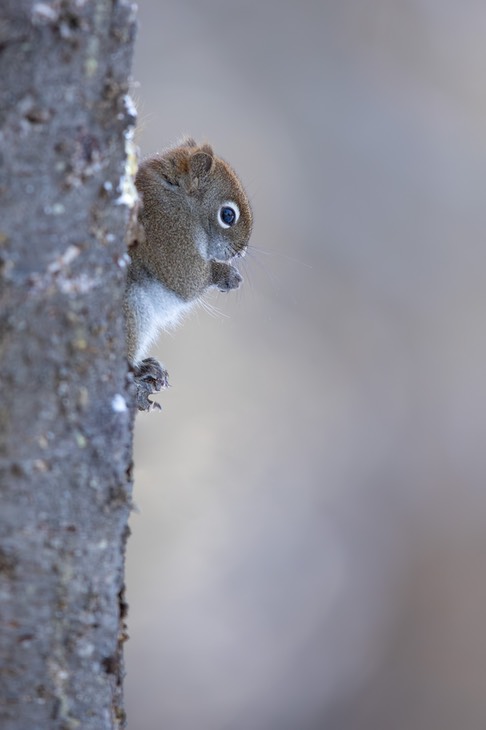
[{"left": 124, "top": 138, "right": 253, "bottom": 411}]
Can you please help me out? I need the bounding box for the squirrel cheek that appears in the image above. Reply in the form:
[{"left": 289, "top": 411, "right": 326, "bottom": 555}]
[
  {"left": 207, "top": 235, "right": 232, "bottom": 262},
  {"left": 194, "top": 230, "right": 210, "bottom": 260}
]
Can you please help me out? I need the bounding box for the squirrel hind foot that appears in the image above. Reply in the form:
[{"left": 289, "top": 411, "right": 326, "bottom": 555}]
[{"left": 132, "top": 357, "right": 169, "bottom": 412}]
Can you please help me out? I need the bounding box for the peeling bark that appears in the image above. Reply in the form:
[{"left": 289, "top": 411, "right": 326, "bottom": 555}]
[{"left": 0, "top": 2, "right": 137, "bottom": 728}]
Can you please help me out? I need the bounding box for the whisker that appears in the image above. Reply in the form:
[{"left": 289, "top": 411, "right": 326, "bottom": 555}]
[
  {"left": 242, "top": 247, "right": 281, "bottom": 293},
  {"left": 199, "top": 296, "right": 230, "bottom": 320},
  {"left": 249, "top": 244, "right": 312, "bottom": 269},
  {"left": 236, "top": 258, "right": 254, "bottom": 296}
]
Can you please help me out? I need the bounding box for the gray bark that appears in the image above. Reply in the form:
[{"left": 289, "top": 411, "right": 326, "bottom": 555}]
[{"left": 0, "top": 1, "right": 137, "bottom": 728}]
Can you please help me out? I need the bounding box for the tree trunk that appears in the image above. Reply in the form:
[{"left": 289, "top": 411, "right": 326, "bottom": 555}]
[{"left": 0, "top": 2, "right": 137, "bottom": 728}]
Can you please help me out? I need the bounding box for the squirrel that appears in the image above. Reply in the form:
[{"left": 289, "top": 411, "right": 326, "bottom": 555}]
[{"left": 124, "top": 137, "right": 253, "bottom": 411}]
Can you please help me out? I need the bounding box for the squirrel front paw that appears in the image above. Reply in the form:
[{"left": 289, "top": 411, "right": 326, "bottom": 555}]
[
  {"left": 132, "top": 357, "right": 169, "bottom": 412},
  {"left": 211, "top": 261, "right": 243, "bottom": 292}
]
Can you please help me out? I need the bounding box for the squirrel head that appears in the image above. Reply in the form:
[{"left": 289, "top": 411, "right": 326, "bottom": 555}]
[{"left": 136, "top": 138, "right": 253, "bottom": 265}]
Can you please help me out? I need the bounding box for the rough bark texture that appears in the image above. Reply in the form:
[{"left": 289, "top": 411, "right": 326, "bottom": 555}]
[{"left": 0, "top": 1, "right": 137, "bottom": 728}]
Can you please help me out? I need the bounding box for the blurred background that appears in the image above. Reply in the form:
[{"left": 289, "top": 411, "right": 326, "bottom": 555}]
[{"left": 125, "top": 2, "right": 486, "bottom": 728}]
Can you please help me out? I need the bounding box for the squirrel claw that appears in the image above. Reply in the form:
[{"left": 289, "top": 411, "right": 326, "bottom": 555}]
[
  {"left": 135, "top": 387, "right": 162, "bottom": 412},
  {"left": 132, "top": 358, "right": 169, "bottom": 412}
]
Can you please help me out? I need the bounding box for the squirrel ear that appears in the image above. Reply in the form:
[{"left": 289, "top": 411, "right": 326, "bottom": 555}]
[
  {"left": 189, "top": 145, "right": 214, "bottom": 182},
  {"left": 150, "top": 142, "right": 215, "bottom": 191},
  {"left": 149, "top": 151, "right": 186, "bottom": 187}
]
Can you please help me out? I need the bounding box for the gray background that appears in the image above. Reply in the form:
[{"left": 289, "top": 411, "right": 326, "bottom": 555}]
[{"left": 126, "top": 2, "right": 486, "bottom": 728}]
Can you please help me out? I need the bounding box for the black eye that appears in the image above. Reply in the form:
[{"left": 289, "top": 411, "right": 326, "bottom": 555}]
[
  {"left": 221, "top": 206, "right": 236, "bottom": 225},
  {"left": 218, "top": 201, "right": 240, "bottom": 229}
]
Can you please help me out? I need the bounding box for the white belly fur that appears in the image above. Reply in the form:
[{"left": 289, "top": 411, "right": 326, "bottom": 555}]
[{"left": 129, "top": 278, "right": 195, "bottom": 363}]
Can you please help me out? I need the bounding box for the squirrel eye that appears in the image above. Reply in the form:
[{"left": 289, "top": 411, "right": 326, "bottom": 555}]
[{"left": 218, "top": 201, "right": 240, "bottom": 229}]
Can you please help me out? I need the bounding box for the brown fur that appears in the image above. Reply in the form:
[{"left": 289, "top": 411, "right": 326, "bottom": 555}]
[{"left": 125, "top": 138, "right": 253, "bottom": 365}]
